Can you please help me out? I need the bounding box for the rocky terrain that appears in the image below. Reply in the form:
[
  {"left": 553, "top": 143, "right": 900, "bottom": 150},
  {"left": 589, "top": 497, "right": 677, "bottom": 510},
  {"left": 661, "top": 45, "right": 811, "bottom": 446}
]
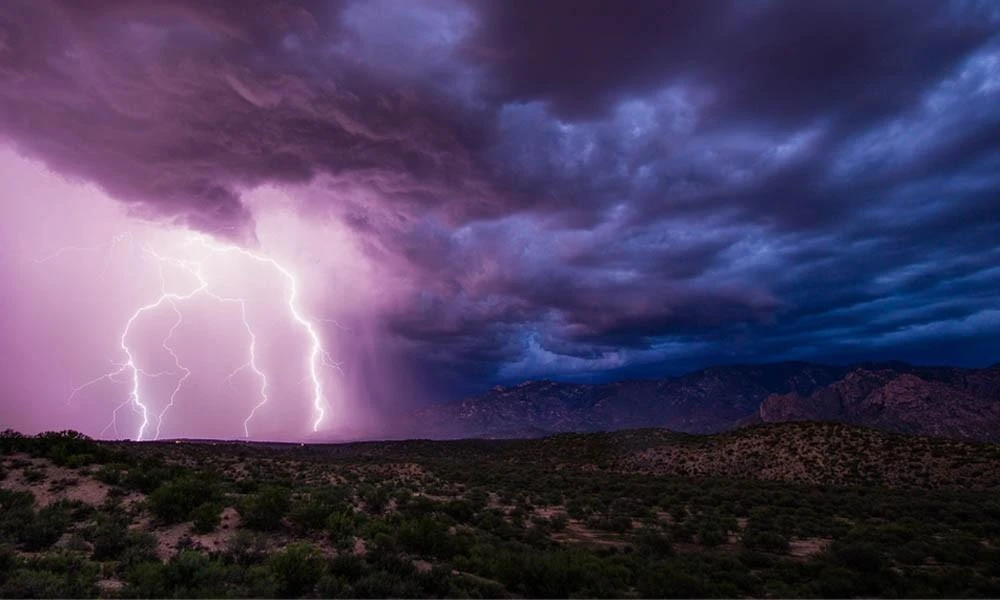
[
  {"left": 753, "top": 367, "right": 1000, "bottom": 441},
  {"left": 407, "top": 362, "right": 1000, "bottom": 442}
]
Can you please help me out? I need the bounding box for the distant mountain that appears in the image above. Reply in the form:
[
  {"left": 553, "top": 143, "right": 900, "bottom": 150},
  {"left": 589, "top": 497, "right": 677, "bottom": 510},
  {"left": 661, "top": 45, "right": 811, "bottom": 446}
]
[
  {"left": 404, "top": 362, "right": 1000, "bottom": 442},
  {"left": 752, "top": 365, "right": 1000, "bottom": 441}
]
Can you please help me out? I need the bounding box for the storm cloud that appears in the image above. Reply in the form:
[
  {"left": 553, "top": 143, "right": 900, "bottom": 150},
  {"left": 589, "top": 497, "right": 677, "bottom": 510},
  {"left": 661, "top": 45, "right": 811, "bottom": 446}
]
[{"left": 1, "top": 0, "right": 999, "bottom": 399}]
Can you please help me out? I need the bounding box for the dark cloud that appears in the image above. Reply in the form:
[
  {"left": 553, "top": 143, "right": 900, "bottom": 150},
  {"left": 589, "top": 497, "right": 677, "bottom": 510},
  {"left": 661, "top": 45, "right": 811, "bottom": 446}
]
[
  {"left": 0, "top": 0, "right": 493, "bottom": 242},
  {"left": 1, "top": 0, "right": 999, "bottom": 394}
]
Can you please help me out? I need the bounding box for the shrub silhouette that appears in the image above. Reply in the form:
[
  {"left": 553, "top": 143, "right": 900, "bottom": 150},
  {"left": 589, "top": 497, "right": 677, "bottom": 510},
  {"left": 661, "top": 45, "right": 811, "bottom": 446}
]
[
  {"left": 268, "top": 542, "right": 325, "bottom": 597},
  {"left": 149, "top": 476, "right": 217, "bottom": 524},
  {"left": 242, "top": 486, "right": 291, "bottom": 531}
]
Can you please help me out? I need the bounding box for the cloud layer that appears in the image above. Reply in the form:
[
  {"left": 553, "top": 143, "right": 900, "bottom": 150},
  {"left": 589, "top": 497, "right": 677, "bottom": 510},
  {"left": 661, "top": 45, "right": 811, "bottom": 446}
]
[{"left": 2, "top": 0, "right": 999, "bottom": 402}]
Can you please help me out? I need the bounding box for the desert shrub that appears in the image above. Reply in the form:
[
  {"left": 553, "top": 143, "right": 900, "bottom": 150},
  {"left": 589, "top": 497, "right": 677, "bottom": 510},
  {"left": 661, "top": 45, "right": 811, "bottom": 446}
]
[
  {"left": 118, "top": 531, "right": 159, "bottom": 574},
  {"left": 191, "top": 502, "right": 222, "bottom": 534},
  {"left": 330, "top": 552, "right": 368, "bottom": 581},
  {"left": 268, "top": 542, "right": 325, "bottom": 597},
  {"left": 494, "top": 546, "right": 629, "bottom": 597},
  {"left": 441, "top": 499, "right": 476, "bottom": 523},
  {"left": 351, "top": 570, "right": 409, "bottom": 598},
  {"left": 530, "top": 514, "right": 553, "bottom": 533},
  {"left": 289, "top": 499, "right": 334, "bottom": 533},
  {"left": 123, "top": 460, "right": 179, "bottom": 494},
  {"left": 0, "top": 544, "right": 19, "bottom": 577},
  {"left": 326, "top": 510, "right": 357, "bottom": 544},
  {"left": 160, "top": 550, "right": 228, "bottom": 597},
  {"left": 698, "top": 522, "right": 727, "bottom": 547},
  {"left": 1, "top": 568, "right": 66, "bottom": 598},
  {"left": 550, "top": 512, "right": 569, "bottom": 532},
  {"left": 149, "top": 475, "right": 217, "bottom": 524},
  {"left": 398, "top": 516, "right": 452, "bottom": 557},
  {"left": 89, "top": 514, "right": 129, "bottom": 560},
  {"left": 589, "top": 514, "right": 632, "bottom": 533},
  {"left": 9, "top": 430, "right": 107, "bottom": 467},
  {"left": 743, "top": 528, "right": 790, "bottom": 553},
  {"left": 65, "top": 533, "right": 90, "bottom": 553},
  {"left": 242, "top": 485, "right": 291, "bottom": 531},
  {"left": 0, "top": 489, "right": 35, "bottom": 543},
  {"left": 635, "top": 560, "right": 703, "bottom": 598},
  {"left": 637, "top": 529, "right": 674, "bottom": 555},
  {"left": 0, "top": 429, "right": 26, "bottom": 453},
  {"left": 359, "top": 484, "right": 390, "bottom": 514},
  {"left": 25, "top": 551, "right": 100, "bottom": 598},
  {"left": 895, "top": 540, "right": 929, "bottom": 565},
  {"left": 400, "top": 495, "right": 437, "bottom": 518},
  {"left": 22, "top": 503, "right": 71, "bottom": 551},
  {"left": 465, "top": 487, "right": 489, "bottom": 509},
  {"left": 123, "top": 561, "right": 167, "bottom": 598},
  {"left": 225, "top": 531, "right": 269, "bottom": 566},
  {"left": 429, "top": 568, "right": 506, "bottom": 599},
  {"left": 94, "top": 463, "right": 128, "bottom": 486},
  {"left": 827, "top": 540, "right": 889, "bottom": 574}
]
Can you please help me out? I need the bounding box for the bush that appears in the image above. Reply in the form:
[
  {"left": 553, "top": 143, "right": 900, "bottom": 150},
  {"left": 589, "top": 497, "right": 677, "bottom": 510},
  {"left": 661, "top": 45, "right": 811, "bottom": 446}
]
[
  {"left": 289, "top": 500, "right": 334, "bottom": 533},
  {"left": 94, "top": 464, "right": 127, "bottom": 486},
  {"left": 89, "top": 514, "right": 129, "bottom": 560},
  {"left": 359, "top": 485, "right": 390, "bottom": 514},
  {"left": 225, "top": 531, "right": 269, "bottom": 566},
  {"left": 242, "top": 486, "right": 291, "bottom": 531},
  {"left": 638, "top": 530, "right": 674, "bottom": 555},
  {"left": 698, "top": 523, "right": 727, "bottom": 547},
  {"left": 30, "top": 430, "right": 107, "bottom": 467},
  {"left": 1, "top": 568, "right": 66, "bottom": 598},
  {"left": 149, "top": 475, "right": 217, "bottom": 524},
  {"left": 191, "top": 503, "right": 222, "bottom": 534},
  {"left": 119, "top": 531, "right": 159, "bottom": 573},
  {"left": 0, "top": 489, "right": 35, "bottom": 543},
  {"left": 0, "top": 545, "right": 19, "bottom": 576},
  {"left": 828, "top": 540, "right": 889, "bottom": 574},
  {"left": 25, "top": 551, "right": 99, "bottom": 598},
  {"left": 398, "top": 516, "right": 452, "bottom": 558},
  {"left": 743, "top": 528, "right": 790, "bottom": 553},
  {"left": 167, "top": 551, "right": 232, "bottom": 596},
  {"left": 123, "top": 461, "right": 180, "bottom": 494},
  {"left": 326, "top": 510, "right": 356, "bottom": 545},
  {"left": 637, "top": 562, "right": 706, "bottom": 598},
  {"left": 442, "top": 499, "right": 476, "bottom": 523},
  {"left": 22, "top": 503, "right": 71, "bottom": 551},
  {"left": 268, "top": 542, "right": 325, "bottom": 597},
  {"left": 124, "top": 561, "right": 167, "bottom": 598}
]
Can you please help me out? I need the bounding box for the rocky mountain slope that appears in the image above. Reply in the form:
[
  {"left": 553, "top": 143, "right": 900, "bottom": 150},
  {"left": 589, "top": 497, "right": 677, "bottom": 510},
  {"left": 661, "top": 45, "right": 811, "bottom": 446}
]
[
  {"left": 753, "top": 365, "right": 1000, "bottom": 441},
  {"left": 406, "top": 362, "right": 1000, "bottom": 442}
]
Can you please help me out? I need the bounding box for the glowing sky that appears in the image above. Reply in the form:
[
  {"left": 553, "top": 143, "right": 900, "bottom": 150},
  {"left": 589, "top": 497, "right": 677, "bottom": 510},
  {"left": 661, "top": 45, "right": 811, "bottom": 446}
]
[{"left": 1, "top": 1, "right": 999, "bottom": 440}]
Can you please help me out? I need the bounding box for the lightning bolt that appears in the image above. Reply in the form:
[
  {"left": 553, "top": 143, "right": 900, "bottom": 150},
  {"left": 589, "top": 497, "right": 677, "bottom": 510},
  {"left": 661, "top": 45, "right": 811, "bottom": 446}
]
[
  {"left": 63, "top": 231, "right": 335, "bottom": 440},
  {"left": 219, "top": 296, "right": 269, "bottom": 439},
  {"left": 184, "top": 234, "right": 329, "bottom": 433},
  {"left": 153, "top": 301, "right": 191, "bottom": 441}
]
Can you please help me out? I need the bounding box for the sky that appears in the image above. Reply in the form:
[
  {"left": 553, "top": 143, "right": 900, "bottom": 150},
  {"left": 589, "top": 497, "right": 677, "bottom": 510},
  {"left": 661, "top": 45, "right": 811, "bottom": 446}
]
[{"left": 1, "top": 0, "right": 999, "bottom": 440}]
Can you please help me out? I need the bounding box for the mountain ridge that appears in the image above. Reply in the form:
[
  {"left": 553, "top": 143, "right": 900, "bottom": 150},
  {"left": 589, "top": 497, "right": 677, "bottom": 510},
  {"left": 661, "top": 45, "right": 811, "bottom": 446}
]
[{"left": 402, "top": 361, "right": 1000, "bottom": 442}]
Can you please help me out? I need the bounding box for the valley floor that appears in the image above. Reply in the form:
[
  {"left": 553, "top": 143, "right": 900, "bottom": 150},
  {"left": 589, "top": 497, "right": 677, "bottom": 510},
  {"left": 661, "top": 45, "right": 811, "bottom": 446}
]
[{"left": 1, "top": 423, "right": 999, "bottom": 598}]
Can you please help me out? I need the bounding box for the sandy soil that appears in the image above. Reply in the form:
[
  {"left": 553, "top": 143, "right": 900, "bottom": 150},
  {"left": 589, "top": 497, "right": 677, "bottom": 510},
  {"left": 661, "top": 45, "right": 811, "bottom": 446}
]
[
  {"left": 788, "top": 537, "right": 832, "bottom": 558},
  {"left": 2, "top": 454, "right": 111, "bottom": 507}
]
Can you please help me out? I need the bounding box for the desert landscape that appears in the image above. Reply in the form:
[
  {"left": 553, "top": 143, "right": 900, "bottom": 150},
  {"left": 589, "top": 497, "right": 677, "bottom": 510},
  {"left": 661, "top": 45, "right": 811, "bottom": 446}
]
[{"left": 2, "top": 424, "right": 999, "bottom": 597}]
